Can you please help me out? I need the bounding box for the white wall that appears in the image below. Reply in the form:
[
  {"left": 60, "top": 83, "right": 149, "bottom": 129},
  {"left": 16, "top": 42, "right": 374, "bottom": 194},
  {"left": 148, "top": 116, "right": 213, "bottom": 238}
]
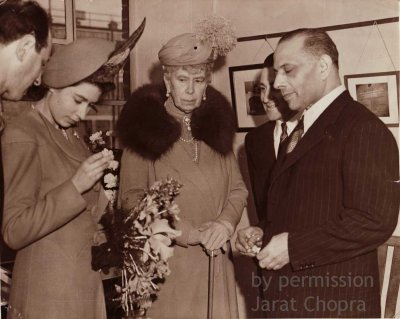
[{"left": 128, "top": 1, "right": 399, "bottom": 317}]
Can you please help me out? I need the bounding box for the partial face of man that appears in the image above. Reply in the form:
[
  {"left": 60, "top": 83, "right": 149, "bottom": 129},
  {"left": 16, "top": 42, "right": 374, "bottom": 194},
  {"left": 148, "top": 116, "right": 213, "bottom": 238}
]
[
  {"left": 2, "top": 33, "right": 52, "bottom": 101},
  {"left": 273, "top": 35, "right": 323, "bottom": 112},
  {"left": 259, "top": 67, "right": 291, "bottom": 121}
]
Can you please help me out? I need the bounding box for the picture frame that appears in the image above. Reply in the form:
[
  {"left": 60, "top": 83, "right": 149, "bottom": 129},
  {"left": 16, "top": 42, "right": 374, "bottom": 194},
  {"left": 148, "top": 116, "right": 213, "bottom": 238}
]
[
  {"left": 229, "top": 64, "right": 269, "bottom": 132},
  {"left": 344, "top": 71, "right": 399, "bottom": 125}
]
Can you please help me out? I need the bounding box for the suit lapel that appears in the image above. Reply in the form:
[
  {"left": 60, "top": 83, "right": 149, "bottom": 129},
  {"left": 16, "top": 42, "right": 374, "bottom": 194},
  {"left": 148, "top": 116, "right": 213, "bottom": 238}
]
[{"left": 270, "top": 91, "right": 352, "bottom": 184}]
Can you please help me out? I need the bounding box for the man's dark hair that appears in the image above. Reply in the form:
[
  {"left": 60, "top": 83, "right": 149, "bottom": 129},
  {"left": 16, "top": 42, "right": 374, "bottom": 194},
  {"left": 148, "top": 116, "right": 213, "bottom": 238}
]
[
  {"left": 263, "top": 53, "right": 274, "bottom": 68},
  {"left": 0, "top": 0, "right": 50, "bottom": 52},
  {"left": 279, "top": 28, "right": 339, "bottom": 69}
]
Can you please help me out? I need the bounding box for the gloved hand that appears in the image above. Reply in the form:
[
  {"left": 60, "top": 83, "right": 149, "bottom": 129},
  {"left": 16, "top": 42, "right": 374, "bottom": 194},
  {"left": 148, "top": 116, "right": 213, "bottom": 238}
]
[{"left": 198, "top": 220, "right": 232, "bottom": 252}]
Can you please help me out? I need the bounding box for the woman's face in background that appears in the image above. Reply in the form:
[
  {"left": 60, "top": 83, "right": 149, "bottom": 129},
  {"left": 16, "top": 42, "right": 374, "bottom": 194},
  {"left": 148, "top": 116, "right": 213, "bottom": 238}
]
[
  {"left": 164, "top": 66, "right": 208, "bottom": 113},
  {"left": 48, "top": 82, "right": 101, "bottom": 128}
]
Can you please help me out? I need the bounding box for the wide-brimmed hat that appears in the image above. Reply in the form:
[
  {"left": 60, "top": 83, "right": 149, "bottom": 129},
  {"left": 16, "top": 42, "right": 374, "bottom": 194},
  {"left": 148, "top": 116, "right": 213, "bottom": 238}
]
[
  {"left": 43, "top": 18, "right": 146, "bottom": 88},
  {"left": 158, "top": 15, "right": 236, "bottom": 66}
]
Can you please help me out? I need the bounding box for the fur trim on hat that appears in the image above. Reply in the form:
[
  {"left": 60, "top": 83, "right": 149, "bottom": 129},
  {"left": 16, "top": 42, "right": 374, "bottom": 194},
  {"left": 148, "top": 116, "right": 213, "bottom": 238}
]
[{"left": 116, "top": 84, "right": 236, "bottom": 160}]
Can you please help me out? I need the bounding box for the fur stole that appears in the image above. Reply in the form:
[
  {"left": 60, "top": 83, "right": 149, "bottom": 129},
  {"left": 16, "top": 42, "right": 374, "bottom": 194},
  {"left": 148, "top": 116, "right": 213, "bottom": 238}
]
[{"left": 116, "top": 84, "right": 236, "bottom": 160}]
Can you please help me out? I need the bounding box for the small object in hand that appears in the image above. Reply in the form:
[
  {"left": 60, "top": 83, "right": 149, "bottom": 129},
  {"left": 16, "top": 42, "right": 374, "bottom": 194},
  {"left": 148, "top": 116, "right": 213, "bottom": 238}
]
[
  {"left": 251, "top": 243, "right": 261, "bottom": 254},
  {"left": 246, "top": 233, "right": 262, "bottom": 253},
  {"left": 101, "top": 148, "right": 114, "bottom": 159}
]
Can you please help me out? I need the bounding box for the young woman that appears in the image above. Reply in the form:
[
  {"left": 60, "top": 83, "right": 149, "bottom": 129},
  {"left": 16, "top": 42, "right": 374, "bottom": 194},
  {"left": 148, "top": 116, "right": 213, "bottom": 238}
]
[{"left": 1, "top": 29, "right": 143, "bottom": 318}]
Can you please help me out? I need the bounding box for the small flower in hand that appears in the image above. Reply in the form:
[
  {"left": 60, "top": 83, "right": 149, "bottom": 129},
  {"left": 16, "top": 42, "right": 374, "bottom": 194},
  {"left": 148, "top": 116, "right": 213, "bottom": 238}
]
[{"left": 104, "top": 173, "right": 118, "bottom": 188}]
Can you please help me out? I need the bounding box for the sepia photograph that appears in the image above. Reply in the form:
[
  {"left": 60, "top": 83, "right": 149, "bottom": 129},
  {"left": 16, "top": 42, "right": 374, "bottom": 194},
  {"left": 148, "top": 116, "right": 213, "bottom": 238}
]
[{"left": 0, "top": 1, "right": 399, "bottom": 319}]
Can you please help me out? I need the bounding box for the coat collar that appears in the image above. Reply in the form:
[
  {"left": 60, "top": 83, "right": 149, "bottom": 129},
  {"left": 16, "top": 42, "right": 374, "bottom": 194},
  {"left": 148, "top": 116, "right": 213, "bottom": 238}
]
[
  {"left": 35, "top": 109, "right": 89, "bottom": 163},
  {"left": 270, "top": 91, "right": 352, "bottom": 184},
  {"left": 116, "top": 84, "right": 236, "bottom": 160}
]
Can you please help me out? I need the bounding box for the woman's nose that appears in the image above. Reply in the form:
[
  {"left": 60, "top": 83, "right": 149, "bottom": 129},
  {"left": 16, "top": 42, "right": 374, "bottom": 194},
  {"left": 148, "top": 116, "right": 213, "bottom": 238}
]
[
  {"left": 76, "top": 104, "right": 89, "bottom": 120},
  {"left": 186, "top": 81, "right": 194, "bottom": 94}
]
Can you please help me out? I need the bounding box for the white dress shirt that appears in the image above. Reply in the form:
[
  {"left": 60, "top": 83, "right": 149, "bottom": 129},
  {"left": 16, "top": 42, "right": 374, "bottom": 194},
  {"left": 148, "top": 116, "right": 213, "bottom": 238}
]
[
  {"left": 302, "top": 85, "right": 346, "bottom": 135},
  {"left": 272, "top": 85, "right": 346, "bottom": 157}
]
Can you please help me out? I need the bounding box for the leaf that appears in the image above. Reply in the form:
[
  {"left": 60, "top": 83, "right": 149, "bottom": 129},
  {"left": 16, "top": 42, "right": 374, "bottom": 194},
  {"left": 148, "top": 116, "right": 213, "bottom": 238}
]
[
  {"left": 149, "top": 234, "right": 174, "bottom": 260},
  {"left": 151, "top": 219, "right": 181, "bottom": 238}
]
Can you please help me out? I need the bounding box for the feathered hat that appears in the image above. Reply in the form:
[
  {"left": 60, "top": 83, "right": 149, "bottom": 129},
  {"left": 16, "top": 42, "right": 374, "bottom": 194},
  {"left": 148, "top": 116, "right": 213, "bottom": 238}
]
[
  {"left": 158, "top": 15, "right": 236, "bottom": 66},
  {"left": 43, "top": 18, "right": 146, "bottom": 88}
]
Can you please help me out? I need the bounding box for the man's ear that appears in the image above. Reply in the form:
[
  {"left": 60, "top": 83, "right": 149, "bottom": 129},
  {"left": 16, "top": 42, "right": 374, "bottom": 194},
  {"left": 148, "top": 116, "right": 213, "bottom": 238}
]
[
  {"left": 319, "top": 54, "right": 332, "bottom": 80},
  {"left": 16, "top": 34, "right": 36, "bottom": 62}
]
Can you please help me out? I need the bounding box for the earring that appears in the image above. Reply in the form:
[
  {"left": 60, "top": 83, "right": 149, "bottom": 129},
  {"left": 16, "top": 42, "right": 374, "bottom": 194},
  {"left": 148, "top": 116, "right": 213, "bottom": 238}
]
[
  {"left": 166, "top": 91, "right": 170, "bottom": 98},
  {"left": 202, "top": 94, "right": 206, "bottom": 101}
]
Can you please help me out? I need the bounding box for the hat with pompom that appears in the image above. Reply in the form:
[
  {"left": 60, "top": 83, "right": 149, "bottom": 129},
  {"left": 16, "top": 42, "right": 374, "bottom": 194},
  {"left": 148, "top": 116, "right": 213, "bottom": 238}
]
[{"left": 158, "top": 15, "right": 236, "bottom": 66}]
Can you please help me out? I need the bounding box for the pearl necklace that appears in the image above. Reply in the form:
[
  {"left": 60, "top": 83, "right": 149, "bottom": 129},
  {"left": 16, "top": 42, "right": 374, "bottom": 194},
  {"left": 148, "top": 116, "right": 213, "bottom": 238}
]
[
  {"left": 180, "top": 115, "right": 199, "bottom": 162},
  {"left": 179, "top": 137, "right": 198, "bottom": 162}
]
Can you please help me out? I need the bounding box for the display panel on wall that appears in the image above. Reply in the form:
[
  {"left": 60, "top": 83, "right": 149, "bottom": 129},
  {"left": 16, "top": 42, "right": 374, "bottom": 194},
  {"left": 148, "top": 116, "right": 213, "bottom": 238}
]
[
  {"left": 344, "top": 72, "right": 399, "bottom": 125},
  {"left": 229, "top": 64, "right": 271, "bottom": 132}
]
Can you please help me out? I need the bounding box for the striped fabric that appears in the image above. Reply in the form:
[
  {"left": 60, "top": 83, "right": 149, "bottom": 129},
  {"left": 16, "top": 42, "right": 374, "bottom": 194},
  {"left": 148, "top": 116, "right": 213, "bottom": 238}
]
[{"left": 259, "top": 91, "right": 400, "bottom": 318}]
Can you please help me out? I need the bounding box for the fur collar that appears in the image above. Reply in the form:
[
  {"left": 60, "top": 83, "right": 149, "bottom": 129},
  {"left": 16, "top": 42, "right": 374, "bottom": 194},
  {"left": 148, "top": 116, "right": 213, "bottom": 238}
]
[{"left": 116, "top": 84, "right": 236, "bottom": 160}]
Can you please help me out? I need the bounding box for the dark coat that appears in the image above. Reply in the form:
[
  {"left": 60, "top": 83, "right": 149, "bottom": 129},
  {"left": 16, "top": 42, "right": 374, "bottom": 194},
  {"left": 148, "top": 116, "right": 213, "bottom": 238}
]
[
  {"left": 245, "top": 121, "right": 276, "bottom": 223},
  {"left": 259, "top": 91, "right": 399, "bottom": 318}
]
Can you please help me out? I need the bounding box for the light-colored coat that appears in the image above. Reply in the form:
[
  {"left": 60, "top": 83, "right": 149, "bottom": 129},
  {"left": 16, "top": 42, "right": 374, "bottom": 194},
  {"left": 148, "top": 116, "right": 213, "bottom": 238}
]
[
  {"left": 2, "top": 108, "right": 108, "bottom": 319},
  {"left": 119, "top": 140, "right": 248, "bottom": 319}
]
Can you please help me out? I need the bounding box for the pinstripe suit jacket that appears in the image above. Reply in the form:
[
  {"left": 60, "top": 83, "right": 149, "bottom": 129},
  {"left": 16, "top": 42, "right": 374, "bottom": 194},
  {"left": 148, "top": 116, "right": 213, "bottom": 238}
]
[{"left": 260, "top": 91, "right": 399, "bottom": 318}]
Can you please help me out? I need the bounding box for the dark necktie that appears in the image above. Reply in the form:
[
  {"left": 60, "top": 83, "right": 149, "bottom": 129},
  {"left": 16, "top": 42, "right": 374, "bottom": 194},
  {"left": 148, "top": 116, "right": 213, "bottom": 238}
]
[
  {"left": 277, "top": 122, "right": 288, "bottom": 158},
  {"left": 277, "top": 117, "right": 304, "bottom": 162},
  {"left": 285, "top": 117, "right": 304, "bottom": 154}
]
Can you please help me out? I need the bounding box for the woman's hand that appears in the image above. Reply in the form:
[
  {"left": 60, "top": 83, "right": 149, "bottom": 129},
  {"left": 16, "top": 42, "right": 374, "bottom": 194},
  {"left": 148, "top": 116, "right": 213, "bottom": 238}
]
[
  {"left": 198, "top": 221, "right": 232, "bottom": 252},
  {"left": 71, "top": 152, "right": 113, "bottom": 194}
]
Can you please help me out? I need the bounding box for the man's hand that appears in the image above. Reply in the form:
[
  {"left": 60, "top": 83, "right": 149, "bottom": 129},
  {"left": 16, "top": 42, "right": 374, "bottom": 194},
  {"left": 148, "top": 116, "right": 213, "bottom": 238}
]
[
  {"left": 235, "top": 226, "right": 263, "bottom": 257},
  {"left": 256, "top": 232, "right": 289, "bottom": 270}
]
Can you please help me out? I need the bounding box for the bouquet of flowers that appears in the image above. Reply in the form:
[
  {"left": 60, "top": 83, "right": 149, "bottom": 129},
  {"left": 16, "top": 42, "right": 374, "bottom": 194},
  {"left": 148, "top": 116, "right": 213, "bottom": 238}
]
[
  {"left": 88, "top": 131, "right": 182, "bottom": 318},
  {"left": 94, "top": 178, "right": 182, "bottom": 318},
  {"left": 119, "top": 178, "right": 182, "bottom": 316}
]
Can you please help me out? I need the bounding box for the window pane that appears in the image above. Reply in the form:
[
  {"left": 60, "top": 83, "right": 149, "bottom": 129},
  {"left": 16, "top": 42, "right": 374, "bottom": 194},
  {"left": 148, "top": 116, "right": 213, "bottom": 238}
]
[
  {"left": 36, "top": 0, "right": 67, "bottom": 40},
  {"left": 75, "top": 0, "right": 124, "bottom": 101}
]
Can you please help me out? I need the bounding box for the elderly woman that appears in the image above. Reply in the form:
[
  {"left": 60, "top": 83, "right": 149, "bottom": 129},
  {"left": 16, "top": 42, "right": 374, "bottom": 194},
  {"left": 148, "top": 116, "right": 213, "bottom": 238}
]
[
  {"left": 117, "top": 17, "right": 247, "bottom": 319},
  {"left": 1, "top": 23, "right": 144, "bottom": 318}
]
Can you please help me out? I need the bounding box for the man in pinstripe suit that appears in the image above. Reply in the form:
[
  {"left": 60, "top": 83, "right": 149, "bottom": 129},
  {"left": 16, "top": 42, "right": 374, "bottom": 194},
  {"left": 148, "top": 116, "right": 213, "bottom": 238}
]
[{"left": 251, "top": 28, "right": 399, "bottom": 317}]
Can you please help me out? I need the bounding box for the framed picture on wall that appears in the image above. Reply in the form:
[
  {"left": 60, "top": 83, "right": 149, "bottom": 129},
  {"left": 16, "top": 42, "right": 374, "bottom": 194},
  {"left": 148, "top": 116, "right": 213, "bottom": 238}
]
[
  {"left": 344, "top": 71, "right": 399, "bottom": 125},
  {"left": 229, "top": 64, "right": 271, "bottom": 132}
]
